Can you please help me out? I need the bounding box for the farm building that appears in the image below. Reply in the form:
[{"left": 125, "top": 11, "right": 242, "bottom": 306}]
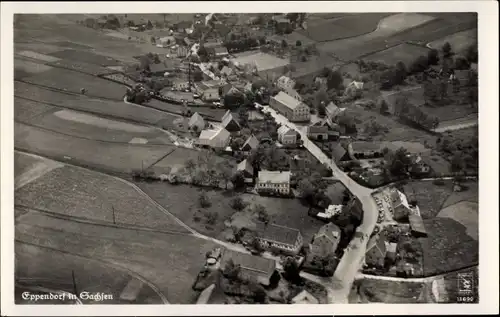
[
  {"left": 200, "top": 87, "right": 220, "bottom": 102},
  {"left": 188, "top": 112, "right": 206, "bottom": 132},
  {"left": 256, "top": 222, "right": 303, "bottom": 256},
  {"left": 230, "top": 52, "right": 289, "bottom": 75},
  {"left": 220, "top": 249, "right": 277, "bottom": 286},
  {"left": 256, "top": 170, "right": 291, "bottom": 196},
  {"left": 277, "top": 125, "right": 298, "bottom": 145},
  {"left": 236, "top": 159, "right": 254, "bottom": 184},
  {"left": 269, "top": 91, "right": 310, "bottom": 122},
  {"left": 325, "top": 101, "right": 345, "bottom": 124},
  {"left": 240, "top": 135, "right": 259, "bottom": 152},
  {"left": 309, "top": 222, "right": 341, "bottom": 258},
  {"left": 221, "top": 110, "right": 241, "bottom": 132},
  {"left": 176, "top": 46, "right": 189, "bottom": 57},
  {"left": 331, "top": 143, "right": 349, "bottom": 162},
  {"left": 388, "top": 188, "right": 412, "bottom": 221},
  {"left": 409, "top": 214, "right": 427, "bottom": 237},
  {"left": 307, "top": 125, "right": 329, "bottom": 141},
  {"left": 291, "top": 290, "right": 319, "bottom": 304},
  {"left": 408, "top": 155, "right": 431, "bottom": 176},
  {"left": 364, "top": 232, "right": 388, "bottom": 268},
  {"left": 348, "top": 141, "right": 386, "bottom": 160},
  {"left": 276, "top": 75, "right": 296, "bottom": 91},
  {"left": 196, "top": 127, "right": 231, "bottom": 149},
  {"left": 172, "top": 79, "right": 190, "bottom": 91},
  {"left": 210, "top": 46, "right": 229, "bottom": 58}
]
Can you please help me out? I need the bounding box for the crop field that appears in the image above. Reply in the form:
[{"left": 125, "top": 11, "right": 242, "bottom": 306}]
[
  {"left": 15, "top": 123, "right": 175, "bottom": 174},
  {"left": 50, "top": 41, "right": 93, "bottom": 50},
  {"left": 46, "top": 59, "right": 115, "bottom": 76},
  {"left": 20, "top": 68, "right": 127, "bottom": 101},
  {"left": 14, "top": 83, "right": 175, "bottom": 126},
  {"left": 230, "top": 52, "right": 289, "bottom": 72},
  {"left": 437, "top": 201, "right": 478, "bottom": 241},
  {"left": 16, "top": 50, "right": 61, "bottom": 63},
  {"left": 137, "top": 182, "right": 323, "bottom": 243},
  {"left": 28, "top": 109, "right": 173, "bottom": 145},
  {"left": 363, "top": 43, "right": 430, "bottom": 67},
  {"left": 298, "top": 13, "right": 392, "bottom": 42},
  {"left": 49, "top": 49, "right": 123, "bottom": 67},
  {"left": 15, "top": 242, "right": 164, "bottom": 304},
  {"left": 14, "top": 58, "right": 54, "bottom": 77},
  {"left": 420, "top": 217, "right": 478, "bottom": 276},
  {"left": 428, "top": 28, "right": 477, "bottom": 53},
  {"left": 149, "top": 147, "right": 231, "bottom": 175},
  {"left": 16, "top": 212, "right": 216, "bottom": 303},
  {"left": 14, "top": 96, "right": 57, "bottom": 123},
  {"left": 14, "top": 152, "right": 47, "bottom": 179},
  {"left": 403, "top": 180, "right": 453, "bottom": 219},
  {"left": 15, "top": 164, "right": 187, "bottom": 232},
  {"left": 358, "top": 279, "right": 424, "bottom": 303}
]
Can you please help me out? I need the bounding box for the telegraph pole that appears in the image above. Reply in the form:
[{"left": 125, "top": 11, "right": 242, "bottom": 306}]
[{"left": 71, "top": 270, "right": 78, "bottom": 297}]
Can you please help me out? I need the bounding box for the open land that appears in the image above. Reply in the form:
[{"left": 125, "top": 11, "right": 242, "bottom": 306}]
[
  {"left": 363, "top": 43, "right": 431, "bottom": 67},
  {"left": 357, "top": 279, "right": 425, "bottom": 303},
  {"left": 427, "top": 28, "right": 477, "bottom": 53}
]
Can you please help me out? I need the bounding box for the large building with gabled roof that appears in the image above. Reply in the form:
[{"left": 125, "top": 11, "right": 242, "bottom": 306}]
[{"left": 255, "top": 222, "right": 303, "bottom": 255}]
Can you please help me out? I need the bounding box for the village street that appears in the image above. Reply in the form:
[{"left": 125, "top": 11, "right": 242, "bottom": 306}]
[{"left": 258, "top": 103, "right": 380, "bottom": 303}]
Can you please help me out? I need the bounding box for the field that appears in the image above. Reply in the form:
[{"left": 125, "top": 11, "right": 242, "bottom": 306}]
[
  {"left": 14, "top": 58, "right": 54, "bottom": 78},
  {"left": 14, "top": 97, "right": 58, "bottom": 123},
  {"left": 15, "top": 211, "right": 216, "bottom": 303},
  {"left": 149, "top": 147, "right": 230, "bottom": 174},
  {"left": 20, "top": 68, "right": 127, "bottom": 100},
  {"left": 135, "top": 182, "right": 324, "bottom": 244},
  {"left": 16, "top": 50, "right": 61, "bottom": 62},
  {"left": 427, "top": 28, "right": 477, "bottom": 53},
  {"left": 363, "top": 43, "right": 431, "bottom": 67},
  {"left": 15, "top": 242, "right": 164, "bottom": 304},
  {"left": 230, "top": 52, "right": 289, "bottom": 72},
  {"left": 49, "top": 49, "right": 123, "bottom": 67},
  {"left": 403, "top": 180, "right": 454, "bottom": 219},
  {"left": 46, "top": 59, "right": 115, "bottom": 76},
  {"left": 14, "top": 82, "right": 177, "bottom": 126},
  {"left": 24, "top": 108, "right": 173, "bottom": 145},
  {"left": 298, "top": 13, "right": 392, "bottom": 42},
  {"left": 357, "top": 279, "right": 425, "bottom": 303},
  {"left": 437, "top": 201, "right": 478, "bottom": 241},
  {"left": 148, "top": 99, "right": 227, "bottom": 121},
  {"left": 15, "top": 165, "right": 188, "bottom": 232},
  {"left": 14, "top": 151, "right": 48, "bottom": 178},
  {"left": 15, "top": 122, "right": 175, "bottom": 174},
  {"left": 420, "top": 217, "right": 478, "bottom": 276}
]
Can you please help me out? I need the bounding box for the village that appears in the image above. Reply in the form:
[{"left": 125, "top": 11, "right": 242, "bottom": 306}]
[{"left": 12, "top": 12, "right": 479, "bottom": 305}]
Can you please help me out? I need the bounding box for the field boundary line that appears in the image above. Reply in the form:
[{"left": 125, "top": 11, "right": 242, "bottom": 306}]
[
  {"left": 15, "top": 204, "right": 192, "bottom": 236},
  {"left": 15, "top": 239, "right": 170, "bottom": 304}
]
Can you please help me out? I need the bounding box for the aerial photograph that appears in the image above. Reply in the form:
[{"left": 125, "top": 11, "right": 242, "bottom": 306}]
[{"left": 13, "top": 11, "right": 478, "bottom": 305}]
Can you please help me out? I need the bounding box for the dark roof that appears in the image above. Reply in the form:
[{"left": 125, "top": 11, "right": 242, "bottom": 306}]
[
  {"left": 366, "top": 232, "right": 387, "bottom": 258},
  {"left": 308, "top": 125, "right": 329, "bottom": 134},
  {"left": 149, "top": 62, "right": 169, "bottom": 73},
  {"left": 241, "top": 135, "right": 259, "bottom": 151},
  {"left": 236, "top": 159, "right": 254, "bottom": 175},
  {"left": 257, "top": 222, "right": 301, "bottom": 246},
  {"left": 409, "top": 214, "right": 427, "bottom": 235},
  {"left": 220, "top": 249, "right": 276, "bottom": 276},
  {"left": 331, "top": 143, "right": 347, "bottom": 161},
  {"left": 214, "top": 46, "right": 229, "bottom": 55},
  {"left": 175, "top": 21, "right": 192, "bottom": 29}
]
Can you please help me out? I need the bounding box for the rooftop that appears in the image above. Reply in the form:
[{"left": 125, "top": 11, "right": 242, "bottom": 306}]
[
  {"left": 314, "top": 222, "right": 341, "bottom": 243},
  {"left": 257, "top": 170, "right": 291, "bottom": 184},
  {"left": 257, "top": 222, "right": 301, "bottom": 246},
  {"left": 277, "top": 125, "right": 295, "bottom": 136},
  {"left": 231, "top": 52, "right": 289, "bottom": 72},
  {"left": 291, "top": 290, "right": 319, "bottom": 304},
  {"left": 236, "top": 159, "right": 254, "bottom": 175},
  {"left": 272, "top": 91, "right": 307, "bottom": 110},
  {"left": 241, "top": 135, "right": 259, "bottom": 151},
  {"left": 409, "top": 214, "right": 427, "bottom": 235},
  {"left": 220, "top": 249, "right": 276, "bottom": 276}
]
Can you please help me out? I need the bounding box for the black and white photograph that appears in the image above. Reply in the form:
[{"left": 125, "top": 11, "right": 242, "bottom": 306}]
[{"left": 1, "top": 1, "right": 498, "bottom": 316}]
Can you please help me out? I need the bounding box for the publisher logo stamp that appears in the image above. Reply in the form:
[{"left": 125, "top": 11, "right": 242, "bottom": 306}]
[{"left": 456, "top": 272, "right": 475, "bottom": 303}]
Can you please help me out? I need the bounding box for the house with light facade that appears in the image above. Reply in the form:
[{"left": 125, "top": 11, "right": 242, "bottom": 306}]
[
  {"left": 269, "top": 91, "right": 310, "bottom": 122},
  {"left": 255, "top": 222, "right": 303, "bottom": 256},
  {"left": 255, "top": 170, "right": 291, "bottom": 195},
  {"left": 277, "top": 125, "right": 298, "bottom": 145}
]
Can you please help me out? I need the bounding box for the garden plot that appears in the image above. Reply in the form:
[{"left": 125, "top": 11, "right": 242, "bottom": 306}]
[
  {"left": 49, "top": 49, "right": 123, "bottom": 67},
  {"left": 358, "top": 279, "right": 425, "bottom": 303},
  {"left": 50, "top": 41, "right": 93, "bottom": 50},
  {"left": 17, "top": 50, "right": 61, "bottom": 63},
  {"left": 403, "top": 180, "right": 453, "bottom": 219},
  {"left": 31, "top": 109, "right": 173, "bottom": 145},
  {"left": 14, "top": 151, "right": 64, "bottom": 190},
  {"left": 16, "top": 213, "right": 216, "bottom": 303},
  {"left": 14, "top": 96, "right": 58, "bottom": 123},
  {"left": 15, "top": 242, "right": 163, "bottom": 304},
  {"left": 14, "top": 58, "right": 54, "bottom": 76},
  {"left": 15, "top": 165, "right": 187, "bottom": 232},
  {"left": 427, "top": 28, "right": 477, "bottom": 53},
  {"left": 14, "top": 122, "right": 175, "bottom": 174},
  {"left": 14, "top": 82, "right": 173, "bottom": 126},
  {"left": 363, "top": 43, "right": 431, "bottom": 67},
  {"left": 20, "top": 68, "right": 127, "bottom": 100}
]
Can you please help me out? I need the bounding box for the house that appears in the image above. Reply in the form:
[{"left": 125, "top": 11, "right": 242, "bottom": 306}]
[
  {"left": 276, "top": 75, "right": 296, "bottom": 91},
  {"left": 331, "top": 143, "right": 349, "bottom": 162},
  {"left": 449, "top": 69, "right": 472, "bottom": 86},
  {"left": 220, "top": 83, "right": 241, "bottom": 97},
  {"left": 386, "top": 242, "right": 398, "bottom": 264},
  {"left": 236, "top": 159, "right": 254, "bottom": 184},
  {"left": 172, "top": 79, "right": 190, "bottom": 91},
  {"left": 212, "top": 46, "right": 229, "bottom": 58},
  {"left": 307, "top": 125, "right": 329, "bottom": 141},
  {"left": 277, "top": 125, "right": 298, "bottom": 145},
  {"left": 196, "top": 127, "right": 231, "bottom": 149},
  {"left": 220, "top": 249, "right": 277, "bottom": 286},
  {"left": 316, "top": 204, "right": 343, "bottom": 221},
  {"left": 188, "top": 112, "right": 206, "bottom": 132},
  {"left": 269, "top": 91, "right": 310, "bottom": 122},
  {"left": 325, "top": 102, "right": 345, "bottom": 121},
  {"left": 349, "top": 142, "right": 386, "bottom": 160},
  {"left": 159, "top": 36, "right": 176, "bottom": 47},
  {"left": 409, "top": 214, "right": 427, "bottom": 237},
  {"left": 408, "top": 155, "right": 431, "bottom": 175},
  {"left": 200, "top": 87, "right": 220, "bottom": 102},
  {"left": 345, "top": 80, "right": 364, "bottom": 92},
  {"left": 256, "top": 170, "right": 291, "bottom": 195},
  {"left": 174, "top": 21, "right": 193, "bottom": 33},
  {"left": 291, "top": 290, "right": 319, "bottom": 304},
  {"left": 240, "top": 135, "right": 259, "bottom": 152},
  {"left": 176, "top": 46, "right": 189, "bottom": 57},
  {"left": 388, "top": 188, "right": 412, "bottom": 221},
  {"left": 220, "top": 66, "right": 233, "bottom": 77},
  {"left": 309, "top": 222, "right": 341, "bottom": 258},
  {"left": 364, "top": 232, "right": 387, "bottom": 268},
  {"left": 221, "top": 110, "right": 241, "bottom": 132},
  {"left": 275, "top": 17, "right": 291, "bottom": 33},
  {"left": 314, "top": 76, "right": 328, "bottom": 86},
  {"left": 256, "top": 222, "right": 303, "bottom": 256}
]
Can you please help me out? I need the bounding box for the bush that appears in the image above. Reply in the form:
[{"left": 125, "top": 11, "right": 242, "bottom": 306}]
[
  {"left": 432, "top": 179, "right": 445, "bottom": 186},
  {"left": 199, "top": 192, "right": 212, "bottom": 208},
  {"left": 230, "top": 196, "right": 247, "bottom": 211}
]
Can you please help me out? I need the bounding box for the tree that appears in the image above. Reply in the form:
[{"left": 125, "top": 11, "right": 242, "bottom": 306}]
[
  {"left": 442, "top": 42, "right": 452, "bottom": 58},
  {"left": 454, "top": 55, "right": 470, "bottom": 70},
  {"left": 395, "top": 61, "right": 408, "bottom": 83},
  {"left": 387, "top": 147, "right": 412, "bottom": 177},
  {"left": 192, "top": 70, "right": 204, "bottom": 82},
  {"left": 327, "top": 70, "right": 343, "bottom": 90},
  {"left": 146, "top": 20, "right": 154, "bottom": 30},
  {"left": 283, "top": 257, "right": 301, "bottom": 284},
  {"left": 296, "top": 40, "right": 302, "bottom": 47},
  {"left": 317, "top": 102, "right": 327, "bottom": 117},
  {"left": 281, "top": 39, "right": 288, "bottom": 49},
  {"left": 423, "top": 81, "right": 439, "bottom": 104},
  {"left": 297, "top": 178, "right": 315, "bottom": 202},
  {"left": 230, "top": 196, "right": 246, "bottom": 211},
  {"left": 198, "top": 192, "right": 211, "bottom": 208},
  {"left": 379, "top": 99, "right": 389, "bottom": 114},
  {"left": 409, "top": 55, "right": 429, "bottom": 74},
  {"left": 254, "top": 204, "right": 270, "bottom": 223},
  {"left": 150, "top": 36, "right": 156, "bottom": 44},
  {"left": 248, "top": 280, "right": 267, "bottom": 303},
  {"left": 231, "top": 171, "right": 246, "bottom": 189},
  {"left": 139, "top": 56, "right": 151, "bottom": 72},
  {"left": 465, "top": 44, "right": 478, "bottom": 63},
  {"left": 427, "top": 49, "right": 439, "bottom": 65},
  {"left": 205, "top": 210, "right": 218, "bottom": 225},
  {"left": 223, "top": 259, "right": 241, "bottom": 280},
  {"left": 450, "top": 152, "right": 466, "bottom": 174}
]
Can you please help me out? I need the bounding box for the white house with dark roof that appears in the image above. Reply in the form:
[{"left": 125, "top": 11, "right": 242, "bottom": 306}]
[
  {"left": 276, "top": 75, "right": 296, "bottom": 91},
  {"left": 256, "top": 170, "right": 291, "bottom": 195},
  {"left": 277, "top": 125, "right": 298, "bottom": 145},
  {"left": 196, "top": 127, "right": 231, "bottom": 149},
  {"left": 236, "top": 159, "right": 254, "bottom": 184},
  {"left": 219, "top": 248, "right": 276, "bottom": 286},
  {"left": 309, "top": 222, "right": 341, "bottom": 258},
  {"left": 256, "top": 222, "right": 303, "bottom": 256},
  {"left": 221, "top": 110, "right": 241, "bottom": 132},
  {"left": 240, "top": 135, "right": 259, "bottom": 152},
  {"left": 291, "top": 290, "right": 319, "bottom": 304},
  {"left": 188, "top": 112, "right": 206, "bottom": 132},
  {"left": 307, "top": 124, "right": 329, "bottom": 141},
  {"left": 269, "top": 91, "right": 310, "bottom": 122}
]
